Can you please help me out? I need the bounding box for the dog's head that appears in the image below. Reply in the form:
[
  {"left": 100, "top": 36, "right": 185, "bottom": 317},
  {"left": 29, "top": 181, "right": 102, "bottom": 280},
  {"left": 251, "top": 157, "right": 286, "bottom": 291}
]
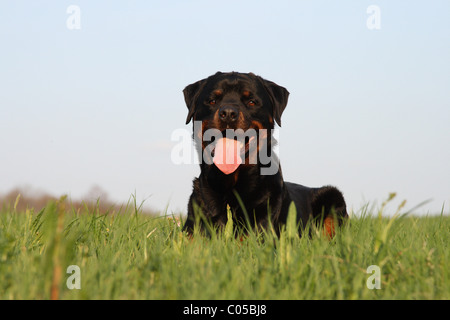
[{"left": 183, "top": 72, "right": 289, "bottom": 175}]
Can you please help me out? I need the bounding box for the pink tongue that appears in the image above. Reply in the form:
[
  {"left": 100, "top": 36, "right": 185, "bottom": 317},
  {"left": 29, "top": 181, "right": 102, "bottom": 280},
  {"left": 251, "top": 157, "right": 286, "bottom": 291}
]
[{"left": 213, "top": 138, "right": 243, "bottom": 174}]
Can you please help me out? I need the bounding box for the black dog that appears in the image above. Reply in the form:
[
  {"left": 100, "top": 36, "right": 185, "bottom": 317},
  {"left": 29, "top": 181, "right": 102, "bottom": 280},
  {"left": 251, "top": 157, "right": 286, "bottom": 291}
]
[{"left": 182, "top": 72, "right": 347, "bottom": 237}]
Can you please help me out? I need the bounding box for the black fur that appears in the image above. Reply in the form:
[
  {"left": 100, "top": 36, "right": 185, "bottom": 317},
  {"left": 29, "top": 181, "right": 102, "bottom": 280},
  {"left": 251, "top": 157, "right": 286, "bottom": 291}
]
[{"left": 182, "top": 72, "right": 347, "bottom": 236}]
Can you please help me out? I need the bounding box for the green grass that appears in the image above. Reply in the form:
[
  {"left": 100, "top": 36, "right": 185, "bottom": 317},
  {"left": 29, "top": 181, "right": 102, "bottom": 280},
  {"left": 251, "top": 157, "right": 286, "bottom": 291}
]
[{"left": 0, "top": 195, "right": 448, "bottom": 300}]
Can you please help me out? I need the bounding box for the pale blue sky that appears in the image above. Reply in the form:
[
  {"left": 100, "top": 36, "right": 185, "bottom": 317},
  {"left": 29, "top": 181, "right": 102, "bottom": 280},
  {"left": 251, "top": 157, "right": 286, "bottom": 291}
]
[{"left": 0, "top": 0, "right": 449, "bottom": 215}]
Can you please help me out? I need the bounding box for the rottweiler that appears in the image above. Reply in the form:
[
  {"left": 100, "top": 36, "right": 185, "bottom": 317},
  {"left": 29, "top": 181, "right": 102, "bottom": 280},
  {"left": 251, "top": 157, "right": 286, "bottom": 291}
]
[{"left": 182, "top": 71, "right": 347, "bottom": 237}]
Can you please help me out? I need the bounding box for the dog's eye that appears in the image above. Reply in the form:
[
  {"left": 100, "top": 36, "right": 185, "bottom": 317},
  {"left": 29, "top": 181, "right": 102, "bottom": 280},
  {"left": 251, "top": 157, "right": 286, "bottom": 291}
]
[
  {"left": 209, "top": 100, "right": 216, "bottom": 106},
  {"left": 247, "top": 100, "right": 256, "bottom": 107}
]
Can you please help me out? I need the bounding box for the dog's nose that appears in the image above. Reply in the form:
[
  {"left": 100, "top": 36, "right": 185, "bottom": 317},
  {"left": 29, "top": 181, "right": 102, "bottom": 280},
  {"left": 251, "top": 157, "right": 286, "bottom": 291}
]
[{"left": 219, "top": 105, "right": 238, "bottom": 123}]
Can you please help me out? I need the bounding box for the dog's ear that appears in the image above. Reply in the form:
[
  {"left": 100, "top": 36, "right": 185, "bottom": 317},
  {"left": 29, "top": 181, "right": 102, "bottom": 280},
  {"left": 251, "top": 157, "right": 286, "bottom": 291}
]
[
  {"left": 183, "top": 79, "right": 207, "bottom": 124},
  {"left": 258, "top": 77, "right": 290, "bottom": 126}
]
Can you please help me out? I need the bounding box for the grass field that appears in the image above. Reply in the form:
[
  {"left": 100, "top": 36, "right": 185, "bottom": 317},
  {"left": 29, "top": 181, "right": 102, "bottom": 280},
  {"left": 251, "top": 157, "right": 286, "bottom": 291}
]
[{"left": 0, "top": 194, "right": 448, "bottom": 300}]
